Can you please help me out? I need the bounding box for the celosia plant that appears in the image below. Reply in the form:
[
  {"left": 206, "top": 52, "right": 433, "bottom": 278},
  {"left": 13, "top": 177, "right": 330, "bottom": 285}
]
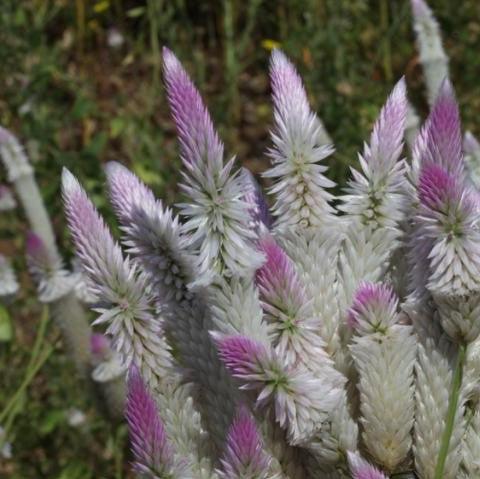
[
  {"left": 60, "top": 0, "right": 480, "bottom": 477},
  {"left": 0, "top": 127, "right": 125, "bottom": 420}
]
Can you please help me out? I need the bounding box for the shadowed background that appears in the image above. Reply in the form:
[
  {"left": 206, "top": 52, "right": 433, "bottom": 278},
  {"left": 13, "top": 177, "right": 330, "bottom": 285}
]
[{"left": 0, "top": 0, "right": 479, "bottom": 477}]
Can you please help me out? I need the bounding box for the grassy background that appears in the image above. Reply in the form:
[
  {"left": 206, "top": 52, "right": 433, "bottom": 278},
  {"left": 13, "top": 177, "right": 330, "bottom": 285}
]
[{"left": 1, "top": 0, "right": 480, "bottom": 477}]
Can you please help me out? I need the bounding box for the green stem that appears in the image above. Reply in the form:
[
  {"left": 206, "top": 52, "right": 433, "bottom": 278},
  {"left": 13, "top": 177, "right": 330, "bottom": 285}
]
[
  {"left": 0, "top": 338, "right": 57, "bottom": 424},
  {"left": 380, "top": 0, "right": 392, "bottom": 82},
  {"left": 0, "top": 307, "right": 49, "bottom": 422},
  {"left": 434, "top": 343, "right": 467, "bottom": 479},
  {"left": 147, "top": 0, "right": 162, "bottom": 89},
  {"left": 223, "top": 0, "right": 239, "bottom": 122},
  {"left": 27, "top": 305, "right": 49, "bottom": 373}
]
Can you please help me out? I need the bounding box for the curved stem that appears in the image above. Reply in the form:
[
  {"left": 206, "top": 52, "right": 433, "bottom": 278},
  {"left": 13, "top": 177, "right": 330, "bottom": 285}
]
[
  {"left": 0, "top": 307, "right": 50, "bottom": 423},
  {"left": 434, "top": 343, "right": 467, "bottom": 479}
]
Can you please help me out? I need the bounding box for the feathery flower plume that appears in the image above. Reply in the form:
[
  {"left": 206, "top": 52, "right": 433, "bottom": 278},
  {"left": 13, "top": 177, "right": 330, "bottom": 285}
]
[
  {"left": 0, "top": 255, "right": 18, "bottom": 299},
  {"left": 126, "top": 367, "right": 193, "bottom": 478},
  {"left": 0, "top": 184, "right": 16, "bottom": 211},
  {"left": 339, "top": 78, "right": 408, "bottom": 236},
  {"left": 208, "top": 279, "right": 310, "bottom": 476},
  {"left": 411, "top": 0, "right": 449, "bottom": 105},
  {"left": 264, "top": 49, "right": 336, "bottom": 231},
  {"left": 106, "top": 161, "right": 195, "bottom": 304},
  {"left": 417, "top": 163, "right": 480, "bottom": 297},
  {"left": 350, "top": 283, "right": 416, "bottom": 471},
  {"left": 408, "top": 84, "right": 467, "bottom": 300},
  {"left": 163, "top": 47, "right": 263, "bottom": 281},
  {"left": 347, "top": 282, "right": 398, "bottom": 335},
  {"left": 218, "top": 407, "right": 273, "bottom": 479},
  {"left": 347, "top": 451, "right": 388, "bottom": 479},
  {"left": 62, "top": 168, "right": 172, "bottom": 387},
  {"left": 216, "top": 334, "right": 338, "bottom": 445},
  {"left": 26, "top": 231, "right": 75, "bottom": 303},
  {"left": 255, "top": 234, "right": 343, "bottom": 390},
  {"left": 413, "top": 80, "right": 464, "bottom": 180}
]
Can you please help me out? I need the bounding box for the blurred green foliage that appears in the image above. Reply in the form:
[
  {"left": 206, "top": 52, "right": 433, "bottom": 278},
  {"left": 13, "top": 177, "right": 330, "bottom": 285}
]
[{"left": 1, "top": 0, "right": 480, "bottom": 477}]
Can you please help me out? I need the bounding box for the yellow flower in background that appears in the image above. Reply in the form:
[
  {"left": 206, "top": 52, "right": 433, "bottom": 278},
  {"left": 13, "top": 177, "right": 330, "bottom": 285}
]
[
  {"left": 93, "top": 1, "right": 110, "bottom": 14},
  {"left": 261, "top": 39, "right": 281, "bottom": 51}
]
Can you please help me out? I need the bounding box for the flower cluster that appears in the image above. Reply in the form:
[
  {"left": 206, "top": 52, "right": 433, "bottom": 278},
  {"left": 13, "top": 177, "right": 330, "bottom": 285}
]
[{"left": 58, "top": 1, "right": 480, "bottom": 477}]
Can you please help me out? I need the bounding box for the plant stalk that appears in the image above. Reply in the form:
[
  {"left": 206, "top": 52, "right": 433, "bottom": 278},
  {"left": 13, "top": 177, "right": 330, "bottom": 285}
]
[{"left": 434, "top": 343, "right": 467, "bottom": 479}]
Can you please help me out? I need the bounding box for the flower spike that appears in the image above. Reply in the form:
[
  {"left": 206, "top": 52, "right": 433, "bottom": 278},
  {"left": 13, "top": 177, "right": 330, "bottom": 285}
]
[
  {"left": 348, "top": 282, "right": 398, "bottom": 335},
  {"left": 62, "top": 168, "right": 172, "bottom": 388},
  {"left": 413, "top": 80, "right": 464, "bottom": 179},
  {"left": 218, "top": 406, "right": 272, "bottom": 479},
  {"left": 106, "top": 161, "right": 195, "bottom": 305},
  {"left": 216, "top": 334, "right": 339, "bottom": 445},
  {"left": 417, "top": 163, "right": 480, "bottom": 297},
  {"left": 163, "top": 48, "right": 263, "bottom": 281},
  {"left": 347, "top": 451, "right": 388, "bottom": 479},
  {"left": 339, "top": 78, "right": 408, "bottom": 235},
  {"left": 264, "top": 49, "right": 336, "bottom": 232},
  {"left": 126, "top": 367, "right": 193, "bottom": 478}
]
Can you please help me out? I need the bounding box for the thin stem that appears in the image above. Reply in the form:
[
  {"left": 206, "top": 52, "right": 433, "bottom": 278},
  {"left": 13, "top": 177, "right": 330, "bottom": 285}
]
[
  {"left": 0, "top": 338, "right": 58, "bottom": 455},
  {"left": 380, "top": 0, "right": 392, "bottom": 82},
  {"left": 147, "top": 0, "right": 162, "bottom": 88},
  {"left": 0, "top": 307, "right": 50, "bottom": 421},
  {"left": 0, "top": 336, "right": 58, "bottom": 424},
  {"left": 434, "top": 343, "right": 467, "bottom": 479},
  {"left": 27, "top": 305, "right": 49, "bottom": 373},
  {"left": 223, "top": 0, "right": 239, "bottom": 122}
]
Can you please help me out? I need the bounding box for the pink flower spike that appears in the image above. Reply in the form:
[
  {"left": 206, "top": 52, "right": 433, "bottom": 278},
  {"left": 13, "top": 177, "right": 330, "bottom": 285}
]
[
  {"left": 417, "top": 163, "right": 461, "bottom": 211},
  {"left": 218, "top": 406, "right": 271, "bottom": 479},
  {"left": 348, "top": 282, "right": 398, "bottom": 335},
  {"left": 125, "top": 366, "right": 175, "bottom": 476},
  {"left": 368, "top": 77, "right": 407, "bottom": 172},
  {"left": 105, "top": 161, "right": 156, "bottom": 221},
  {"left": 216, "top": 335, "right": 267, "bottom": 379},
  {"left": 415, "top": 79, "right": 464, "bottom": 178},
  {"left": 163, "top": 47, "right": 223, "bottom": 170},
  {"left": 270, "top": 49, "right": 311, "bottom": 122},
  {"left": 256, "top": 234, "right": 305, "bottom": 307},
  {"left": 347, "top": 451, "right": 388, "bottom": 479}
]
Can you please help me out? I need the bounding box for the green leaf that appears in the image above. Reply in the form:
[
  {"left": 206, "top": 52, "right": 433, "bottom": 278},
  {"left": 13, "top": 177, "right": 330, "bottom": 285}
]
[
  {"left": 110, "top": 117, "right": 126, "bottom": 138},
  {"left": 0, "top": 305, "right": 13, "bottom": 342},
  {"left": 133, "top": 162, "right": 164, "bottom": 187},
  {"left": 72, "top": 95, "right": 96, "bottom": 120},
  {"left": 126, "top": 6, "right": 145, "bottom": 18},
  {"left": 84, "top": 131, "right": 108, "bottom": 157},
  {"left": 56, "top": 462, "right": 92, "bottom": 479},
  {"left": 39, "top": 409, "right": 65, "bottom": 435}
]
